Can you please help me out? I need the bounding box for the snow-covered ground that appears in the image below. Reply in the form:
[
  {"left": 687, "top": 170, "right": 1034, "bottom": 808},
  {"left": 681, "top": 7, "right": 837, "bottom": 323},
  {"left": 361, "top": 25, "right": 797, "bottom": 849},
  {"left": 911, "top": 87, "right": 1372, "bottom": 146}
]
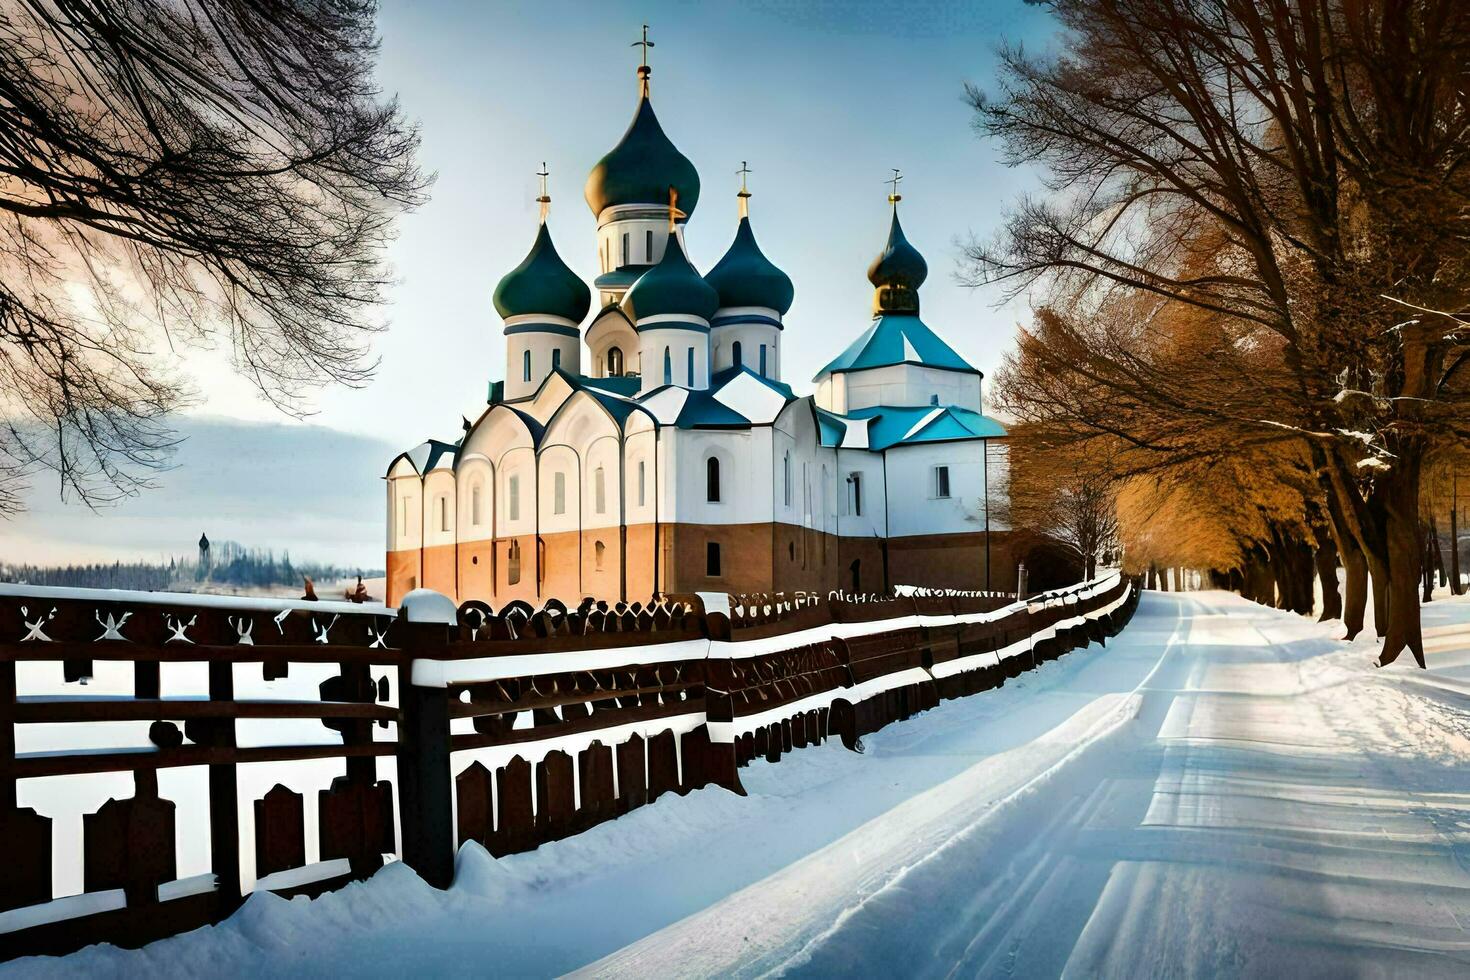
[{"left": 11, "top": 590, "right": 1470, "bottom": 978}]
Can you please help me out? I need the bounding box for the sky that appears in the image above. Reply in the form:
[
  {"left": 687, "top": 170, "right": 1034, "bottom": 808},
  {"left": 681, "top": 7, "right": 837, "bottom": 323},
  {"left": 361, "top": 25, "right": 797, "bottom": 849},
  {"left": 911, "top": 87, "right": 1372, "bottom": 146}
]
[{"left": 5, "top": 0, "right": 1060, "bottom": 566}]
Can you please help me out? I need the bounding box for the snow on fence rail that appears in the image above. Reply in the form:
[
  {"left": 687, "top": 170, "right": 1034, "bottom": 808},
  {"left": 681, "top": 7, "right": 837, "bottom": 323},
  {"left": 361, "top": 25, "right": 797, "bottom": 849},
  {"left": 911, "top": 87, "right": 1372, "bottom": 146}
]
[{"left": 0, "top": 573, "right": 1139, "bottom": 959}]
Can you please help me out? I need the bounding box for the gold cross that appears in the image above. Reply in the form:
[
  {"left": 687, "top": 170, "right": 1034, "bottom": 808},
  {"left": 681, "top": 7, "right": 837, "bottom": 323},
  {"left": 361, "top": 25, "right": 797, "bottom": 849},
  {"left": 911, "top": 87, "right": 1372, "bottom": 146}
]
[
  {"left": 632, "top": 24, "right": 654, "bottom": 68},
  {"left": 737, "top": 161, "right": 752, "bottom": 194},
  {"left": 886, "top": 168, "right": 903, "bottom": 204},
  {"left": 536, "top": 162, "right": 550, "bottom": 222},
  {"left": 737, "top": 161, "right": 752, "bottom": 217}
]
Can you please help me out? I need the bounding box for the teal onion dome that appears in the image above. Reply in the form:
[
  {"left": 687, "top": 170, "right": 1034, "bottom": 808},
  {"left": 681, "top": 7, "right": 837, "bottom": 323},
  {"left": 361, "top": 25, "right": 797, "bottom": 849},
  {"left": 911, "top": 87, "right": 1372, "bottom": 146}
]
[
  {"left": 705, "top": 217, "right": 795, "bottom": 315},
  {"left": 493, "top": 223, "right": 592, "bottom": 322},
  {"left": 867, "top": 210, "right": 928, "bottom": 314},
  {"left": 623, "top": 232, "right": 719, "bottom": 322},
  {"left": 585, "top": 96, "right": 701, "bottom": 219}
]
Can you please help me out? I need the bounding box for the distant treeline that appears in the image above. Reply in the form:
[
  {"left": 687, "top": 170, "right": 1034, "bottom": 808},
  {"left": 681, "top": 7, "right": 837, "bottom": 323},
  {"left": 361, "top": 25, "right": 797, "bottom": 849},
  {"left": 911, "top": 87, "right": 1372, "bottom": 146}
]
[{"left": 1, "top": 540, "right": 382, "bottom": 593}]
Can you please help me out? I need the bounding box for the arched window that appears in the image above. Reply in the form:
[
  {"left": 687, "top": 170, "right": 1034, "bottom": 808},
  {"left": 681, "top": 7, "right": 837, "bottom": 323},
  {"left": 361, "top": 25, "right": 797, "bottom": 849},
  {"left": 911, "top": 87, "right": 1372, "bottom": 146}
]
[
  {"left": 706, "top": 456, "right": 721, "bottom": 503},
  {"left": 507, "top": 540, "right": 522, "bottom": 585},
  {"left": 645, "top": 229, "right": 653, "bottom": 262},
  {"left": 553, "top": 471, "right": 566, "bottom": 515},
  {"left": 759, "top": 344, "right": 767, "bottom": 376},
  {"left": 621, "top": 232, "right": 629, "bottom": 266},
  {"left": 508, "top": 475, "right": 520, "bottom": 521},
  {"left": 522, "top": 350, "right": 531, "bottom": 383},
  {"left": 608, "top": 346, "right": 624, "bottom": 377},
  {"left": 687, "top": 347, "right": 694, "bottom": 386},
  {"left": 438, "top": 495, "right": 449, "bottom": 533},
  {"left": 732, "top": 341, "right": 743, "bottom": 367},
  {"left": 663, "top": 346, "right": 672, "bottom": 386},
  {"left": 850, "top": 559, "right": 861, "bottom": 593},
  {"left": 594, "top": 466, "right": 606, "bottom": 514},
  {"left": 595, "top": 540, "right": 606, "bottom": 571},
  {"left": 470, "top": 483, "right": 482, "bottom": 525},
  {"left": 637, "top": 460, "right": 646, "bottom": 506},
  {"left": 783, "top": 451, "right": 792, "bottom": 507}
]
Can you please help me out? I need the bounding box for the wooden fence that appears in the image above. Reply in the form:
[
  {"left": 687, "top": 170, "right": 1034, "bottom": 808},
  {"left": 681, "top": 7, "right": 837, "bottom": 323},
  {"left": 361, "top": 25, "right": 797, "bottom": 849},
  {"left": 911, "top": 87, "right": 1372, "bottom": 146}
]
[{"left": 0, "top": 573, "right": 1138, "bottom": 959}]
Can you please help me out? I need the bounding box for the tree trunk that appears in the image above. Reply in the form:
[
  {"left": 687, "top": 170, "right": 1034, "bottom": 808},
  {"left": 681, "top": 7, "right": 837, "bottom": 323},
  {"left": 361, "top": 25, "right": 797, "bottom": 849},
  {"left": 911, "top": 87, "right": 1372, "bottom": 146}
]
[
  {"left": 1431, "top": 514, "right": 1447, "bottom": 588},
  {"left": 1375, "top": 460, "right": 1426, "bottom": 668},
  {"left": 1313, "top": 525, "right": 1342, "bottom": 622},
  {"left": 1452, "top": 499, "right": 1464, "bottom": 596},
  {"left": 1422, "top": 523, "right": 1436, "bottom": 604}
]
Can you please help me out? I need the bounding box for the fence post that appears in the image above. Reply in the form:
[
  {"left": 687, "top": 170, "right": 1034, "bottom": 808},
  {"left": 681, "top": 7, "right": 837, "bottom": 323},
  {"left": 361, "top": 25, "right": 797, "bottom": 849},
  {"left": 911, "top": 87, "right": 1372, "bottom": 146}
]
[{"left": 395, "top": 590, "right": 457, "bottom": 890}]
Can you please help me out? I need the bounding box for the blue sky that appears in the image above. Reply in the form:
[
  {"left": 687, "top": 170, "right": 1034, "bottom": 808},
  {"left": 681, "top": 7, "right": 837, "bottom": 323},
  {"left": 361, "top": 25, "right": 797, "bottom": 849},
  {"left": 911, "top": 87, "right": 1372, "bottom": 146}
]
[{"left": 7, "top": 0, "right": 1059, "bottom": 565}]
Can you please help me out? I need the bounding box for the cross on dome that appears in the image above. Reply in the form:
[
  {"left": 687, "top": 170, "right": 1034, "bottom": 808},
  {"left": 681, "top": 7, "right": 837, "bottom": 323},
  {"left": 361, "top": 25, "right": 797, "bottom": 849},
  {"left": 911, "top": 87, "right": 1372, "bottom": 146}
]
[
  {"left": 886, "top": 168, "right": 903, "bottom": 205},
  {"left": 737, "top": 161, "right": 752, "bottom": 217},
  {"left": 536, "top": 161, "right": 550, "bottom": 222},
  {"left": 632, "top": 23, "right": 654, "bottom": 94}
]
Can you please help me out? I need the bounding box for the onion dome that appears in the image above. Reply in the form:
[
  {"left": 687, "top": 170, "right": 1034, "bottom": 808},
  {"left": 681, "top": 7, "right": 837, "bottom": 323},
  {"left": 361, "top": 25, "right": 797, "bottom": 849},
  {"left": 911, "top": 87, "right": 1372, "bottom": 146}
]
[
  {"left": 584, "top": 94, "right": 701, "bottom": 220},
  {"left": 492, "top": 222, "right": 591, "bottom": 323},
  {"left": 868, "top": 209, "right": 928, "bottom": 315},
  {"left": 706, "top": 216, "right": 795, "bottom": 315},
  {"left": 623, "top": 231, "right": 719, "bottom": 323}
]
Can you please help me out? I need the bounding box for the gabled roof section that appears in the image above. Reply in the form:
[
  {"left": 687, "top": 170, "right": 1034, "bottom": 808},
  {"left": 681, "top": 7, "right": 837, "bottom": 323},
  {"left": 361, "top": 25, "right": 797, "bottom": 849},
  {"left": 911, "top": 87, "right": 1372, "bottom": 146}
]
[
  {"left": 814, "top": 407, "right": 870, "bottom": 449},
  {"left": 842, "top": 404, "right": 1006, "bottom": 450},
  {"left": 815, "top": 314, "right": 979, "bottom": 379}
]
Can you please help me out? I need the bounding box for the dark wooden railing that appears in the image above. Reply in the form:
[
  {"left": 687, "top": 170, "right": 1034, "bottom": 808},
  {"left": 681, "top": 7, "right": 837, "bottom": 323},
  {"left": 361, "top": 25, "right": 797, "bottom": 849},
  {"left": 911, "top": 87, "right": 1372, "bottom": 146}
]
[{"left": 0, "top": 574, "right": 1140, "bottom": 960}]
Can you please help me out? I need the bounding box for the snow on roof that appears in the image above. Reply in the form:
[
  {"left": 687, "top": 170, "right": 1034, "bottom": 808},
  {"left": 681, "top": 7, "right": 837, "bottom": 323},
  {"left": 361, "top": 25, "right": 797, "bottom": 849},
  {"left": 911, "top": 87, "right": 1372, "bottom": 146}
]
[{"left": 711, "top": 368, "right": 793, "bottom": 424}]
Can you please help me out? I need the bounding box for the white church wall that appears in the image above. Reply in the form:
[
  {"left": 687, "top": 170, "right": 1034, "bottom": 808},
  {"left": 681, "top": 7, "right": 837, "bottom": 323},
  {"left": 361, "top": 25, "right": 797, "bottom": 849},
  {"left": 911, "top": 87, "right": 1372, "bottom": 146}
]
[
  {"left": 637, "top": 324, "right": 709, "bottom": 394},
  {"left": 622, "top": 418, "right": 658, "bottom": 526},
  {"left": 536, "top": 445, "right": 580, "bottom": 536},
  {"left": 456, "top": 455, "right": 494, "bottom": 543},
  {"left": 664, "top": 427, "right": 772, "bottom": 526},
  {"left": 582, "top": 437, "right": 623, "bottom": 531},
  {"left": 813, "top": 374, "right": 844, "bottom": 414},
  {"left": 595, "top": 207, "right": 684, "bottom": 275},
  {"left": 710, "top": 320, "right": 780, "bottom": 378},
  {"left": 422, "top": 469, "right": 457, "bottom": 550},
  {"left": 883, "top": 441, "right": 991, "bottom": 538},
  {"left": 387, "top": 469, "right": 422, "bottom": 553},
  {"left": 841, "top": 364, "right": 982, "bottom": 413},
  {"left": 834, "top": 451, "right": 886, "bottom": 540}
]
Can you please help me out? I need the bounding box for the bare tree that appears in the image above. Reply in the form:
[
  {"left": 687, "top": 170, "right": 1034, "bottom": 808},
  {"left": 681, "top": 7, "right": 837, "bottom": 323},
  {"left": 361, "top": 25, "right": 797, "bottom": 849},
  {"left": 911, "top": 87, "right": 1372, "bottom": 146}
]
[
  {"left": 967, "top": 0, "right": 1470, "bottom": 667},
  {"left": 0, "top": 0, "right": 428, "bottom": 512}
]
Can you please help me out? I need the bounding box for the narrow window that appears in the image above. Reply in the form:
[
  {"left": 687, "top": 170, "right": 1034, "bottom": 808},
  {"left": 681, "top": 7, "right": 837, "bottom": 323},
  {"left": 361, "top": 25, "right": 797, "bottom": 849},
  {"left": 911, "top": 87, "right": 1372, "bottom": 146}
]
[
  {"left": 507, "top": 540, "right": 521, "bottom": 585},
  {"left": 759, "top": 344, "right": 767, "bottom": 376},
  {"left": 509, "top": 475, "right": 520, "bottom": 520},
  {"left": 608, "top": 346, "right": 623, "bottom": 377},
  {"left": 638, "top": 460, "right": 646, "bottom": 506},
  {"left": 621, "top": 232, "right": 629, "bottom": 266},
  {"left": 400, "top": 496, "right": 410, "bottom": 538},
  {"left": 663, "top": 346, "right": 672, "bottom": 386},
  {"left": 552, "top": 348, "right": 561, "bottom": 371},
  {"left": 935, "top": 465, "right": 951, "bottom": 499},
  {"left": 732, "top": 340, "right": 743, "bottom": 367},
  {"left": 595, "top": 540, "right": 606, "bottom": 570},
  {"left": 645, "top": 229, "right": 653, "bottom": 262},
  {"left": 783, "top": 452, "right": 791, "bottom": 507},
  {"left": 687, "top": 347, "right": 695, "bottom": 386},
  {"left": 706, "top": 456, "right": 721, "bottom": 502},
  {"left": 594, "top": 466, "right": 606, "bottom": 514},
  {"left": 438, "top": 495, "right": 449, "bottom": 533},
  {"left": 553, "top": 471, "right": 566, "bottom": 515},
  {"left": 471, "top": 484, "right": 482, "bottom": 525},
  {"left": 706, "top": 541, "right": 722, "bottom": 577},
  {"left": 851, "top": 473, "right": 863, "bottom": 516},
  {"left": 522, "top": 349, "right": 531, "bottom": 383}
]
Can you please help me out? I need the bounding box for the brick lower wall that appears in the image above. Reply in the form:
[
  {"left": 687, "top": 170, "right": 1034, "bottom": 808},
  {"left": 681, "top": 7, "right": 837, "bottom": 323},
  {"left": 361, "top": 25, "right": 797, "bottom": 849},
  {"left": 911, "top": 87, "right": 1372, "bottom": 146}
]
[{"left": 388, "top": 523, "right": 1019, "bottom": 607}]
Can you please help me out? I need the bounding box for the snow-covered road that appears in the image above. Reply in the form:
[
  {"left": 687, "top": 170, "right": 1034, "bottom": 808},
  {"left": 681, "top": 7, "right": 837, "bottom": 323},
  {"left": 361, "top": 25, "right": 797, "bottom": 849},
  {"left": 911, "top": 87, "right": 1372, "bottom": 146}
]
[{"left": 15, "top": 591, "right": 1470, "bottom": 978}]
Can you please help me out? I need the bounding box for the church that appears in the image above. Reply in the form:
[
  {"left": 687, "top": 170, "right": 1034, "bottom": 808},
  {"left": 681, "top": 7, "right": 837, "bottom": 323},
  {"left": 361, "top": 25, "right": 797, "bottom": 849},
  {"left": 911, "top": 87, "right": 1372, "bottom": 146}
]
[{"left": 384, "top": 43, "right": 1012, "bottom": 608}]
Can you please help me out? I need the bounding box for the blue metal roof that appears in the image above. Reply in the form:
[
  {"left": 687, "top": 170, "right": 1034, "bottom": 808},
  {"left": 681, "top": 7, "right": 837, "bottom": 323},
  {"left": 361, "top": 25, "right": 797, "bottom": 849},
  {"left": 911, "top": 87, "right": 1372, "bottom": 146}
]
[
  {"left": 842, "top": 404, "right": 1006, "bottom": 450},
  {"left": 708, "top": 364, "right": 797, "bottom": 400},
  {"left": 815, "top": 313, "right": 978, "bottom": 379},
  {"left": 814, "top": 407, "right": 850, "bottom": 447}
]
